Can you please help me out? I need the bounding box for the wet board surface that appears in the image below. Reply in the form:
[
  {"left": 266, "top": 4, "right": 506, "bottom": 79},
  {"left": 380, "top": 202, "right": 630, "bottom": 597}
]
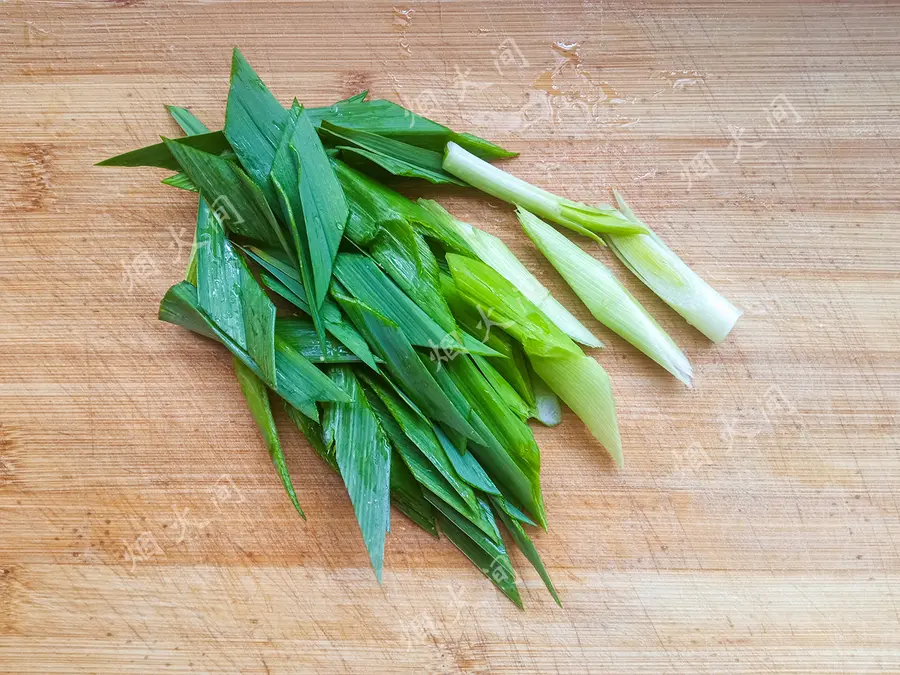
[{"left": 1, "top": 1, "right": 898, "bottom": 673}]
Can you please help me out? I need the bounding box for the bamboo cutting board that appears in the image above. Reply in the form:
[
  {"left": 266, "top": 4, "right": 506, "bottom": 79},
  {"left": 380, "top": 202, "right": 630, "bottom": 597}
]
[{"left": 1, "top": 1, "right": 898, "bottom": 673}]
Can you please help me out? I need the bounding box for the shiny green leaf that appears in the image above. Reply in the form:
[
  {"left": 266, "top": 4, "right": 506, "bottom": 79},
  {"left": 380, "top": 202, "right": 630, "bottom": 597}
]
[
  {"left": 233, "top": 357, "right": 305, "bottom": 519},
  {"left": 327, "top": 367, "right": 391, "bottom": 581}
]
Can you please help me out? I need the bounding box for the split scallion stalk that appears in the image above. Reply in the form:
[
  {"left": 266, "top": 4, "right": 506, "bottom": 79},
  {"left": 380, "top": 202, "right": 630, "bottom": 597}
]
[
  {"left": 606, "top": 190, "right": 743, "bottom": 343},
  {"left": 417, "top": 199, "right": 603, "bottom": 349},
  {"left": 518, "top": 207, "right": 694, "bottom": 387},
  {"left": 442, "top": 141, "right": 647, "bottom": 238}
]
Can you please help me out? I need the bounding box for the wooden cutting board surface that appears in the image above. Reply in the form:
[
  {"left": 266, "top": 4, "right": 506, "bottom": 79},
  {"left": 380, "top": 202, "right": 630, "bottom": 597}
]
[{"left": 1, "top": 1, "right": 898, "bottom": 673}]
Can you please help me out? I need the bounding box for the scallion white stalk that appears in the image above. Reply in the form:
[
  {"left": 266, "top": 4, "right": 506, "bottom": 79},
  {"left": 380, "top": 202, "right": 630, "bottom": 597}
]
[
  {"left": 518, "top": 207, "right": 693, "bottom": 387},
  {"left": 418, "top": 199, "right": 603, "bottom": 349},
  {"left": 606, "top": 191, "right": 742, "bottom": 343},
  {"left": 442, "top": 142, "right": 646, "bottom": 238}
]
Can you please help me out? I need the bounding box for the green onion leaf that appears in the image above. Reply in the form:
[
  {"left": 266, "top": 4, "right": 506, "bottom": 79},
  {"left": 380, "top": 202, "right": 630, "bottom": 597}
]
[
  {"left": 437, "top": 514, "right": 522, "bottom": 608},
  {"left": 363, "top": 375, "right": 482, "bottom": 517},
  {"left": 419, "top": 199, "right": 602, "bottom": 348},
  {"left": 161, "top": 172, "right": 198, "bottom": 192},
  {"left": 446, "top": 254, "right": 582, "bottom": 359},
  {"left": 326, "top": 367, "right": 391, "bottom": 582},
  {"left": 335, "top": 294, "right": 484, "bottom": 444},
  {"left": 269, "top": 101, "right": 327, "bottom": 347},
  {"left": 519, "top": 207, "right": 693, "bottom": 386},
  {"left": 320, "top": 121, "right": 466, "bottom": 186},
  {"left": 471, "top": 354, "right": 533, "bottom": 420},
  {"left": 433, "top": 426, "right": 501, "bottom": 496},
  {"left": 159, "top": 281, "right": 349, "bottom": 420},
  {"left": 163, "top": 138, "right": 284, "bottom": 248},
  {"left": 196, "top": 205, "right": 277, "bottom": 385},
  {"left": 309, "top": 98, "right": 516, "bottom": 160},
  {"left": 275, "top": 317, "right": 369, "bottom": 364},
  {"left": 334, "top": 253, "right": 473, "bottom": 354},
  {"left": 608, "top": 190, "right": 742, "bottom": 343},
  {"left": 286, "top": 401, "right": 439, "bottom": 537},
  {"left": 437, "top": 356, "right": 542, "bottom": 506},
  {"left": 293, "top": 110, "right": 350, "bottom": 309},
  {"left": 388, "top": 449, "right": 438, "bottom": 537},
  {"left": 442, "top": 141, "right": 646, "bottom": 237},
  {"left": 491, "top": 497, "right": 560, "bottom": 606},
  {"left": 233, "top": 357, "right": 305, "bottom": 519},
  {"left": 167, "top": 105, "right": 211, "bottom": 136},
  {"left": 241, "top": 246, "right": 378, "bottom": 370},
  {"left": 223, "top": 48, "right": 289, "bottom": 208},
  {"left": 97, "top": 131, "right": 230, "bottom": 170}
]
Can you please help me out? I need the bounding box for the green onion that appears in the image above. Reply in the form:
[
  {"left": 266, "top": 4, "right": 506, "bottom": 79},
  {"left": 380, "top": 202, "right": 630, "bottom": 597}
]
[
  {"left": 442, "top": 141, "right": 647, "bottom": 237},
  {"left": 605, "top": 191, "right": 742, "bottom": 343},
  {"left": 325, "top": 367, "right": 392, "bottom": 582},
  {"left": 519, "top": 207, "right": 693, "bottom": 387},
  {"left": 531, "top": 373, "right": 562, "bottom": 427},
  {"left": 446, "top": 254, "right": 623, "bottom": 466},
  {"left": 233, "top": 357, "right": 305, "bottom": 519},
  {"left": 530, "top": 353, "right": 623, "bottom": 467},
  {"left": 418, "top": 200, "right": 603, "bottom": 349},
  {"left": 101, "top": 47, "right": 748, "bottom": 607}
]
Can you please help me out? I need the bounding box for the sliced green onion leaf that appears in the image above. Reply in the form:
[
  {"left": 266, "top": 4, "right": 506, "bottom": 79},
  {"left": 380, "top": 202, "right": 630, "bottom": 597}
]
[
  {"left": 223, "top": 48, "right": 289, "bottom": 208},
  {"left": 294, "top": 109, "right": 350, "bottom": 309},
  {"left": 167, "top": 105, "right": 211, "bottom": 136},
  {"left": 159, "top": 281, "right": 349, "bottom": 420},
  {"left": 163, "top": 137, "right": 284, "bottom": 248},
  {"left": 233, "top": 357, "right": 305, "bottom": 519},
  {"left": 491, "top": 498, "right": 560, "bottom": 606},
  {"left": 196, "top": 205, "right": 277, "bottom": 385},
  {"left": 326, "top": 367, "right": 391, "bottom": 582},
  {"left": 319, "top": 121, "right": 465, "bottom": 186},
  {"left": 97, "top": 130, "right": 230, "bottom": 170},
  {"left": 437, "top": 514, "right": 522, "bottom": 608},
  {"left": 418, "top": 200, "right": 602, "bottom": 348},
  {"left": 446, "top": 254, "right": 582, "bottom": 359},
  {"left": 309, "top": 98, "right": 516, "bottom": 160},
  {"left": 519, "top": 207, "right": 693, "bottom": 386},
  {"left": 161, "top": 172, "right": 198, "bottom": 192},
  {"left": 335, "top": 294, "right": 484, "bottom": 444}
]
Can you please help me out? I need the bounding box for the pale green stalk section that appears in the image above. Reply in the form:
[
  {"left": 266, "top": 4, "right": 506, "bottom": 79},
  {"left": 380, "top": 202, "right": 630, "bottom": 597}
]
[
  {"left": 531, "top": 374, "right": 561, "bottom": 427},
  {"left": 441, "top": 141, "right": 646, "bottom": 238},
  {"left": 418, "top": 200, "right": 602, "bottom": 348},
  {"left": 605, "top": 191, "right": 742, "bottom": 343},
  {"left": 529, "top": 353, "right": 623, "bottom": 467},
  {"left": 519, "top": 207, "right": 693, "bottom": 387}
]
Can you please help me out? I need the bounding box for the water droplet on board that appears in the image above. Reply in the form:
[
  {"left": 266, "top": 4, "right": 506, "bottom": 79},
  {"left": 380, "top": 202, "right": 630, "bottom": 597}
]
[
  {"left": 532, "top": 71, "right": 563, "bottom": 96},
  {"left": 392, "top": 7, "right": 414, "bottom": 29},
  {"left": 657, "top": 69, "right": 708, "bottom": 89},
  {"left": 551, "top": 41, "right": 582, "bottom": 66}
]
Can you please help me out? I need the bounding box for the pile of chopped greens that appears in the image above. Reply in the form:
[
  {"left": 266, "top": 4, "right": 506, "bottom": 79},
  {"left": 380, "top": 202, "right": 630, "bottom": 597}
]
[{"left": 100, "top": 49, "right": 741, "bottom": 607}]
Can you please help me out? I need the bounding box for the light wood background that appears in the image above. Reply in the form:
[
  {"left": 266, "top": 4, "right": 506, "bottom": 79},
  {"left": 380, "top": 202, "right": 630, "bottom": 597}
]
[{"left": 1, "top": 1, "right": 898, "bottom": 673}]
